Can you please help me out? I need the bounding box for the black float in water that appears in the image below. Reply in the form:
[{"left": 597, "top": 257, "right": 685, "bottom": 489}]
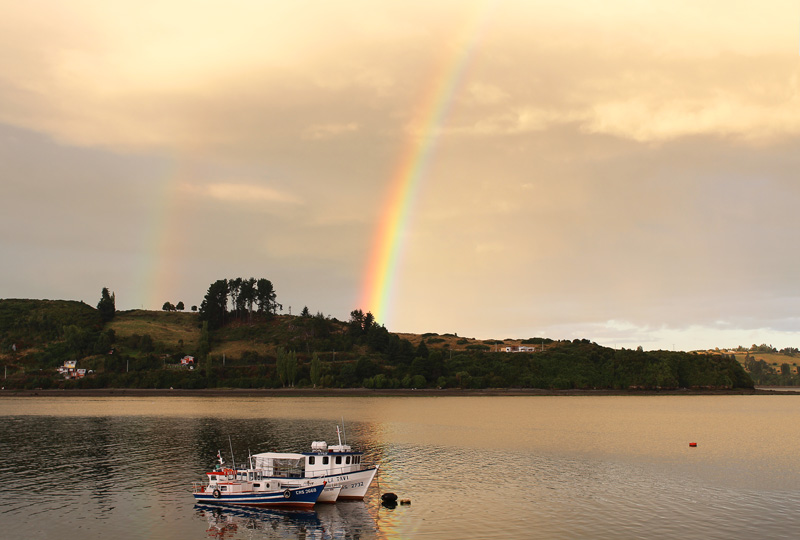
[{"left": 381, "top": 492, "right": 399, "bottom": 508}]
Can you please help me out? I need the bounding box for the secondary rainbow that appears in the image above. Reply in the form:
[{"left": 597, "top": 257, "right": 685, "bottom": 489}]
[{"left": 360, "top": 4, "right": 492, "bottom": 326}]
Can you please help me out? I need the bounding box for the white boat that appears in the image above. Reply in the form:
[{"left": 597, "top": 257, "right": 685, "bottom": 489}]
[{"left": 251, "top": 426, "right": 379, "bottom": 501}]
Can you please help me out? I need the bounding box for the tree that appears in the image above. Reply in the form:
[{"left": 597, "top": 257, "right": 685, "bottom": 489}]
[
  {"left": 276, "top": 347, "right": 288, "bottom": 387},
  {"left": 301, "top": 306, "right": 310, "bottom": 318},
  {"left": 199, "top": 279, "right": 228, "bottom": 330},
  {"left": 176, "top": 301, "right": 185, "bottom": 311},
  {"left": 349, "top": 309, "right": 365, "bottom": 336},
  {"left": 229, "top": 277, "right": 243, "bottom": 317},
  {"left": 256, "top": 278, "right": 279, "bottom": 314},
  {"left": 140, "top": 334, "right": 154, "bottom": 353},
  {"left": 198, "top": 321, "right": 211, "bottom": 360},
  {"left": 276, "top": 347, "right": 298, "bottom": 387},
  {"left": 286, "top": 350, "right": 298, "bottom": 387},
  {"left": 191, "top": 305, "right": 197, "bottom": 312},
  {"left": 310, "top": 352, "right": 322, "bottom": 388},
  {"left": 162, "top": 302, "right": 175, "bottom": 311},
  {"left": 363, "top": 312, "right": 375, "bottom": 332},
  {"left": 241, "top": 278, "right": 256, "bottom": 321},
  {"left": 97, "top": 287, "right": 116, "bottom": 323}
]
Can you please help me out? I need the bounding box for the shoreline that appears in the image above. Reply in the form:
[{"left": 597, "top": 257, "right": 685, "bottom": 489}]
[{"left": 0, "top": 387, "right": 795, "bottom": 398}]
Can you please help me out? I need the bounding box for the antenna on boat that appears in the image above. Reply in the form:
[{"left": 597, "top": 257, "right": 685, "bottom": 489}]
[
  {"left": 341, "top": 416, "right": 347, "bottom": 446},
  {"left": 228, "top": 435, "right": 236, "bottom": 470}
]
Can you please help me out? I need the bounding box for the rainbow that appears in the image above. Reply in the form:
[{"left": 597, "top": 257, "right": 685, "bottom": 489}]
[
  {"left": 137, "top": 159, "right": 185, "bottom": 310},
  {"left": 360, "top": 3, "right": 492, "bottom": 327}
]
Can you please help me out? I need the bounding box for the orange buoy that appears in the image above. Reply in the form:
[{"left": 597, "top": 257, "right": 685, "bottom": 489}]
[{"left": 689, "top": 442, "right": 697, "bottom": 447}]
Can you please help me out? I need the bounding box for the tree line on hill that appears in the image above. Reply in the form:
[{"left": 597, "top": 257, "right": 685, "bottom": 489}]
[
  {"left": 199, "top": 278, "right": 280, "bottom": 330},
  {"left": 0, "top": 282, "right": 757, "bottom": 391}
]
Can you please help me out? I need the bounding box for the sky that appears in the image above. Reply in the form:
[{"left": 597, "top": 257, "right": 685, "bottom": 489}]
[{"left": 1, "top": 0, "right": 799, "bottom": 351}]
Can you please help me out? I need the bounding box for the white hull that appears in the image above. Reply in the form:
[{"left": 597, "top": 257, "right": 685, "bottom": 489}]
[
  {"left": 318, "top": 484, "right": 342, "bottom": 503},
  {"left": 318, "top": 466, "right": 378, "bottom": 500}
]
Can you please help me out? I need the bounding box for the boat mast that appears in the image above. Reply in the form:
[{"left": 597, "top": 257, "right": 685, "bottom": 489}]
[{"left": 228, "top": 435, "right": 236, "bottom": 470}]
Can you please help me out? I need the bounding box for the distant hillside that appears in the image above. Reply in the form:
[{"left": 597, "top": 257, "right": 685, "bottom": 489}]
[
  {"left": 0, "top": 299, "right": 754, "bottom": 391},
  {"left": 689, "top": 346, "right": 800, "bottom": 386},
  {"left": 0, "top": 299, "right": 101, "bottom": 366}
]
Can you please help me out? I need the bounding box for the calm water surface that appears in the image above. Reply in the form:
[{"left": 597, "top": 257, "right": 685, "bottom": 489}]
[{"left": 1, "top": 395, "right": 798, "bottom": 539}]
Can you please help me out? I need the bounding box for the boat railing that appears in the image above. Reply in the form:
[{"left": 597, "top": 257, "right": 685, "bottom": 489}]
[{"left": 308, "top": 463, "right": 375, "bottom": 477}]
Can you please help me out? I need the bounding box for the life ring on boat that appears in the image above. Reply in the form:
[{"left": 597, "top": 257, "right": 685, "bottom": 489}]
[
  {"left": 283, "top": 489, "right": 291, "bottom": 499},
  {"left": 212, "top": 489, "right": 221, "bottom": 499}
]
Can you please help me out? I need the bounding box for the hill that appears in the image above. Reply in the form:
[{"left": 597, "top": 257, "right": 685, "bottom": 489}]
[
  {"left": 0, "top": 299, "right": 102, "bottom": 371},
  {"left": 0, "top": 299, "right": 754, "bottom": 392}
]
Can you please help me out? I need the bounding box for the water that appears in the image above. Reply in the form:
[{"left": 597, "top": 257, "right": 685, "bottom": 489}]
[{"left": 1, "top": 395, "right": 799, "bottom": 539}]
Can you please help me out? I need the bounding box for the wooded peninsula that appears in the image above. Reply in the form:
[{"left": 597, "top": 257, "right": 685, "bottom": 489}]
[{"left": 0, "top": 280, "right": 784, "bottom": 392}]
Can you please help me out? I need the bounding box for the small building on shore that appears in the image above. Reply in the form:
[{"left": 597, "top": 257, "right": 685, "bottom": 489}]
[
  {"left": 503, "top": 346, "right": 538, "bottom": 353},
  {"left": 57, "top": 360, "right": 86, "bottom": 379}
]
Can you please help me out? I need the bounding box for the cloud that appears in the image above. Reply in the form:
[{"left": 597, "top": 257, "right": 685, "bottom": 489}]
[
  {"left": 1, "top": 0, "right": 798, "bottom": 155},
  {"left": 183, "top": 182, "right": 302, "bottom": 206},
  {"left": 2, "top": 1, "right": 800, "bottom": 349},
  {"left": 303, "top": 122, "right": 360, "bottom": 140}
]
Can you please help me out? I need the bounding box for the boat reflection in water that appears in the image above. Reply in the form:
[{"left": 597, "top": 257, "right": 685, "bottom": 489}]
[{"left": 195, "top": 500, "right": 379, "bottom": 539}]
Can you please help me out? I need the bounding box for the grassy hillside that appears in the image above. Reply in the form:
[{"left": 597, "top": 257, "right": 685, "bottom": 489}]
[
  {"left": 110, "top": 310, "right": 201, "bottom": 350},
  {"left": 732, "top": 352, "right": 798, "bottom": 368}
]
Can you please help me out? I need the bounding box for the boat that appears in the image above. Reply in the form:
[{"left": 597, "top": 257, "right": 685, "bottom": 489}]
[
  {"left": 251, "top": 426, "right": 379, "bottom": 501},
  {"left": 192, "top": 464, "right": 327, "bottom": 509}
]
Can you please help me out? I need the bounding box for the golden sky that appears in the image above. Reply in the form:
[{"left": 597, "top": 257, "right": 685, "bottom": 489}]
[{"left": 1, "top": 0, "right": 799, "bottom": 350}]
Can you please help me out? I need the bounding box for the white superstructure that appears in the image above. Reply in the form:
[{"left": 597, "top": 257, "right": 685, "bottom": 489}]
[{"left": 251, "top": 427, "right": 379, "bottom": 501}]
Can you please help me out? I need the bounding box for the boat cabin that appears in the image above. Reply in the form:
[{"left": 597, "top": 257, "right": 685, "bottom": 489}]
[
  {"left": 204, "top": 468, "right": 287, "bottom": 493},
  {"left": 252, "top": 441, "right": 366, "bottom": 479}
]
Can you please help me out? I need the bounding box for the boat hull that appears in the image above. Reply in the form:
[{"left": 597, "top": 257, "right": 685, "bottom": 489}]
[
  {"left": 317, "top": 466, "right": 379, "bottom": 500},
  {"left": 193, "top": 484, "right": 324, "bottom": 509},
  {"left": 317, "top": 484, "right": 342, "bottom": 503}
]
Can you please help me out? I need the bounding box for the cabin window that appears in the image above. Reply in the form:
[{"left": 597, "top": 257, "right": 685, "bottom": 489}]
[
  {"left": 248, "top": 472, "right": 254, "bottom": 481},
  {"left": 335, "top": 456, "right": 342, "bottom": 465},
  {"left": 253, "top": 483, "right": 260, "bottom": 488},
  {"left": 220, "top": 486, "right": 227, "bottom": 492},
  {"left": 309, "top": 456, "right": 315, "bottom": 465},
  {"left": 356, "top": 456, "right": 361, "bottom": 464},
  {"left": 346, "top": 456, "right": 351, "bottom": 464},
  {"left": 323, "top": 456, "right": 329, "bottom": 465}
]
